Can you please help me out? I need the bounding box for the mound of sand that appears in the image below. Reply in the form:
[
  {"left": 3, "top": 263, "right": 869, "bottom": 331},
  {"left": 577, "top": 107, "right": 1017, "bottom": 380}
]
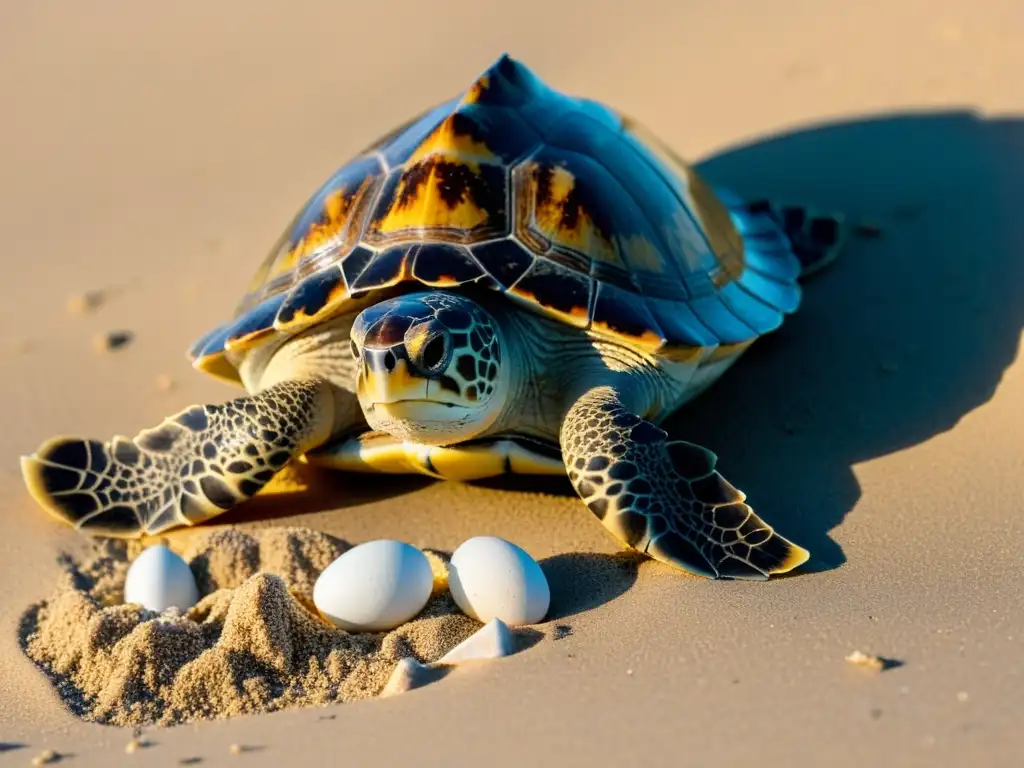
[{"left": 20, "top": 527, "right": 480, "bottom": 726}]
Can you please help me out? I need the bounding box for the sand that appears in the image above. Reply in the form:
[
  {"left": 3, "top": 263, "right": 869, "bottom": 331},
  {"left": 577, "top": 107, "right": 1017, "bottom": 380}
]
[
  {"left": 20, "top": 528, "right": 480, "bottom": 726},
  {"left": 1, "top": 0, "right": 1023, "bottom": 765}
]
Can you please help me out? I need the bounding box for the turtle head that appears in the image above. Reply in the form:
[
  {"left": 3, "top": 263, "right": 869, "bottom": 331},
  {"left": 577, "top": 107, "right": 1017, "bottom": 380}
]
[{"left": 350, "top": 291, "right": 506, "bottom": 445}]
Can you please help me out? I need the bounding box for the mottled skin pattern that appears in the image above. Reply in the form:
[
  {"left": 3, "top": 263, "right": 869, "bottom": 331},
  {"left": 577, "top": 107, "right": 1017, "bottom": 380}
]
[
  {"left": 21, "top": 380, "right": 334, "bottom": 536},
  {"left": 561, "top": 386, "right": 802, "bottom": 579},
  {"left": 19, "top": 54, "right": 847, "bottom": 580}
]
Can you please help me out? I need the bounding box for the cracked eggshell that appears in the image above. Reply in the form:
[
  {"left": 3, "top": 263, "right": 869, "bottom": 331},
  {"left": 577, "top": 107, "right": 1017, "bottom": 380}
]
[
  {"left": 123, "top": 544, "right": 200, "bottom": 612},
  {"left": 313, "top": 539, "right": 433, "bottom": 632},
  {"left": 448, "top": 536, "right": 550, "bottom": 626},
  {"left": 437, "top": 618, "right": 515, "bottom": 664}
]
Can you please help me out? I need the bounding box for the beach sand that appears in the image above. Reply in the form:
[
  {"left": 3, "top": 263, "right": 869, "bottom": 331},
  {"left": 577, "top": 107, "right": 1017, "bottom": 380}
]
[{"left": 1, "top": 0, "right": 1022, "bottom": 764}]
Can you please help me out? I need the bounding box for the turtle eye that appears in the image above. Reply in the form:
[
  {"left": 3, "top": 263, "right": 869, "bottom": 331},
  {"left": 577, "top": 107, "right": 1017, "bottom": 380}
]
[{"left": 420, "top": 334, "right": 447, "bottom": 372}]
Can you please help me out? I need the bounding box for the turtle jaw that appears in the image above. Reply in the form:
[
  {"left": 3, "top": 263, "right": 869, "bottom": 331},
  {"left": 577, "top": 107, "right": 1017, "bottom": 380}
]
[
  {"left": 363, "top": 399, "right": 481, "bottom": 445},
  {"left": 356, "top": 361, "right": 507, "bottom": 446}
]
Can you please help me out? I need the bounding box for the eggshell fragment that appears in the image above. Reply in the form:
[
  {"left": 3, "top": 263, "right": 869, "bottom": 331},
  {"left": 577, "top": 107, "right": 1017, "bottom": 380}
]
[
  {"left": 380, "top": 657, "right": 444, "bottom": 698},
  {"left": 313, "top": 539, "right": 433, "bottom": 632},
  {"left": 437, "top": 618, "right": 515, "bottom": 665},
  {"left": 448, "top": 536, "right": 550, "bottom": 626},
  {"left": 123, "top": 544, "right": 200, "bottom": 612}
]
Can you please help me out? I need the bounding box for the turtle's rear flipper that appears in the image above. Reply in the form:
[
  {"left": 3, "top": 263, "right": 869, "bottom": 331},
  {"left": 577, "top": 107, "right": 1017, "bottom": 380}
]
[
  {"left": 771, "top": 202, "right": 846, "bottom": 278},
  {"left": 20, "top": 379, "right": 334, "bottom": 538},
  {"left": 722, "top": 190, "right": 846, "bottom": 280}
]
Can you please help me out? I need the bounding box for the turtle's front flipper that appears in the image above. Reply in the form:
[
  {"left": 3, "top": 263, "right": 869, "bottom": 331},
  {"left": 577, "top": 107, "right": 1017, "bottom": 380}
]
[
  {"left": 21, "top": 379, "right": 335, "bottom": 537},
  {"left": 560, "top": 385, "right": 809, "bottom": 580}
]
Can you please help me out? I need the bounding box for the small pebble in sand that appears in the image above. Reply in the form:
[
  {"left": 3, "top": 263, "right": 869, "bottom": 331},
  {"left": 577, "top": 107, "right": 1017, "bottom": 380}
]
[
  {"left": 956, "top": 691, "right": 969, "bottom": 702},
  {"left": 93, "top": 330, "right": 134, "bottom": 353},
  {"left": 155, "top": 374, "right": 176, "bottom": 393},
  {"left": 626, "top": 668, "right": 634, "bottom": 676},
  {"left": 67, "top": 289, "right": 107, "bottom": 314},
  {"left": 554, "top": 624, "right": 572, "bottom": 640},
  {"left": 380, "top": 657, "right": 438, "bottom": 698},
  {"left": 125, "top": 737, "right": 148, "bottom": 753},
  {"left": 845, "top": 650, "right": 886, "bottom": 670},
  {"left": 229, "top": 744, "right": 243, "bottom": 756},
  {"left": 30, "top": 750, "right": 58, "bottom": 766}
]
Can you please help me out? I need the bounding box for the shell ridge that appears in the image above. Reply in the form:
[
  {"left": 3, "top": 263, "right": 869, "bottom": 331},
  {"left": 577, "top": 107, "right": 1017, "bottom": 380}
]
[{"left": 192, "top": 55, "right": 799, "bottom": 380}]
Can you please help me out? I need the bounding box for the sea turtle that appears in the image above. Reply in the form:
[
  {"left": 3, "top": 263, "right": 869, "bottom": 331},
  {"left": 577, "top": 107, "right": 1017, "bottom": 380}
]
[{"left": 21, "top": 54, "right": 844, "bottom": 580}]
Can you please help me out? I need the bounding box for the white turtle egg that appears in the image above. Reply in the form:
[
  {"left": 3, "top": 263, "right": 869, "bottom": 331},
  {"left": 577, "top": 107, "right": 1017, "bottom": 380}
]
[
  {"left": 123, "top": 544, "right": 200, "bottom": 613},
  {"left": 448, "top": 536, "right": 550, "bottom": 626},
  {"left": 313, "top": 540, "right": 434, "bottom": 632}
]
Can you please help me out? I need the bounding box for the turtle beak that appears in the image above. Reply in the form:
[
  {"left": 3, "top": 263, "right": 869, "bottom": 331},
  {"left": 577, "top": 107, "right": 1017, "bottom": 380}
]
[{"left": 358, "top": 347, "right": 428, "bottom": 405}]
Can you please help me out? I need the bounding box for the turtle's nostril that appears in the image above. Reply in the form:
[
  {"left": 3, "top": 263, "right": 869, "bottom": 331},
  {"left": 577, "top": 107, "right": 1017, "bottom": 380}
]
[
  {"left": 421, "top": 334, "right": 447, "bottom": 371},
  {"left": 383, "top": 350, "right": 396, "bottom": 372}
]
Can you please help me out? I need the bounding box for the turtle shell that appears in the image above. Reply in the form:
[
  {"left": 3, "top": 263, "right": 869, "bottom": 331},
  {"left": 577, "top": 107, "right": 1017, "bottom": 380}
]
[{"left": 190, "top": 54, "right": 801, "bottom": 382}]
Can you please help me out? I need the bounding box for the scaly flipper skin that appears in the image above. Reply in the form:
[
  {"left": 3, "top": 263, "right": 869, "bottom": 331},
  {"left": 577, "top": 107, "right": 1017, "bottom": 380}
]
[
  {"left": 307, "top": 431, "right": 565, "bottom": 481},
  {"left": 560, "top": 385, "right": 809, "bottom": 580},
  {"left": 20, "top": 379, "right": 335, "bottom": 537}
]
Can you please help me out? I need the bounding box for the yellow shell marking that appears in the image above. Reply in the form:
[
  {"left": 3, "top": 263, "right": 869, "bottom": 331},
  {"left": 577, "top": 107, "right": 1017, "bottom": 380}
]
[
  {"left": 459, "top": 74, "right": 490, "bottom": 106},
  {"left": 274, "top": 276, "right": 351, "bottom": 333},
  {"left": 375, "top": 165, "right": 492, "bottom": 236},
  {"left": 589, "top": 319, "right": 666, "bottom": 353},
  {"left": 506, "top": 283, "right": 591, "bottom": 328},
  {"left": 525, "top": 162, "right": 619, "bottom": 266},
  {"left": 408, "top": 115, "right": 499, "bottom": 168},
  {"left": 273, "top": 179, "right": 371, "bottom": 278},
  {"left": 192, "top": 350, "right": 242, "bottom": 385}
]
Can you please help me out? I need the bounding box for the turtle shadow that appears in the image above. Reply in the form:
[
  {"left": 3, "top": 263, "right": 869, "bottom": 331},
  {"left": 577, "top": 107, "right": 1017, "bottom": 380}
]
[
  {"left": 470, "top": 474, "right": 576, "bottom": 497},
  {"left": 214, "top": 464, "right": 433, "bottom": 527},
  {"left": 539, "top": 551, "right": 643, "bottom": 619},
  {"left": 669, "top": 110, "right": 1024, "bottom": 572}
]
